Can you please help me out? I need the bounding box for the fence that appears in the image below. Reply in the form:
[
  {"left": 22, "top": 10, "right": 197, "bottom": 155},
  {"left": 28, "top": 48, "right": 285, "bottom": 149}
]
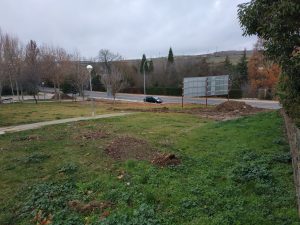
[{"left": 282, "top": 110, "right": 300, "bottom": 215}]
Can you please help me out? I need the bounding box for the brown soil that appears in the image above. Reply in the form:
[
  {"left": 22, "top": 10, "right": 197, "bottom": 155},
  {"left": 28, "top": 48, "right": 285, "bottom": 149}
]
[
  {"left": 105, "top": 136, "right": 155, "bottom": 161},
  {"left": 215, "top": 101, "right": 254, "bottom": 112},
  {"left": 109, "top": 100, "right": 266, "bottom": 121},
  {"left": 81, "top": 131, "right": 109, "bottom": 140},
  {"left": 151, "top": 153, "right": 181, "bottom": 167},
  {"left": 178, "top": 101, "right": 265, "bottom": 121},
  {"left": 13, "top": 135, "right": 41, "bottom": 142},
  {"left": 51, "top": 93, "right": 73, "bottom": 100},
  {"left": 68, "top": 200, "right": 112, "bottom": 213}
]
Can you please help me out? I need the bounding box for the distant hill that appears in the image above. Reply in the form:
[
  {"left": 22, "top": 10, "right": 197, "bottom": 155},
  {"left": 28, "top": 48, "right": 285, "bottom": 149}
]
[{"left": 124, "top": 50, "right": 253, "bottom": 66}]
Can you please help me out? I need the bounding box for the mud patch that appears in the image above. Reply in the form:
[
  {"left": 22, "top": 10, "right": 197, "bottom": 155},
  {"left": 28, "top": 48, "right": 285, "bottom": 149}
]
[
  {"left": 151, "top": 153, "right": 181, "bottom": 167},
  {"left": 105, "top": 136, "right": 155, "bottom": 161},
  {"left": 68, "top": 200, "right": 112, "bottom": 213}
]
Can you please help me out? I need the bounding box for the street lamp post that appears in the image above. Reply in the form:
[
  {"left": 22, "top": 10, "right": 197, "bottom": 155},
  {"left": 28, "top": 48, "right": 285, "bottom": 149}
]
[
  {"left": 86, "top": 65, "right": 95, "bottom": 116},
  {"left": 42, "top": 82, "right": 45, "bottom": 100}
]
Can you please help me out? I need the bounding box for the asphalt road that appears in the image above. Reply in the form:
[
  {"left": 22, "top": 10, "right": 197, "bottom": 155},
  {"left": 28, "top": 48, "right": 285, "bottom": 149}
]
[
  {"left": 84, "top": 90, "right": 281, "bottom": 110},
  {"left": 18, "top": 87, "right": 279, "bottom": 109}
]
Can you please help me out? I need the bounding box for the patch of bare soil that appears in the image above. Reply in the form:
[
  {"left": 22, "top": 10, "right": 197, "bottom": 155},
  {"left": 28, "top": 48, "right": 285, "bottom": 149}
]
[
  {"left": 68, "top": 200, "right": 112, "bottom": 213},
  {"left": 180, "top": 101, "right": 266, "bottom": 121},
  {"left": 215, "top": 101, "right": 254, "bottom": 112},
  {"left": 148, "top": 107, "right": 169, "bottom": 113},
  {"left": 51, "top": 93, "right": 73, "bottom": 100},
  {"left": 12, "top": 135, "right": 41, "bottom": 142},
  {"left": 105, "top": 136, "right": 155, "bottom": 161},
  {"left": 81, "top": 131, "right": 109, "bottom": 140},
  {"left": 151, "top": 153, "right": 181, "bottom": 167}
]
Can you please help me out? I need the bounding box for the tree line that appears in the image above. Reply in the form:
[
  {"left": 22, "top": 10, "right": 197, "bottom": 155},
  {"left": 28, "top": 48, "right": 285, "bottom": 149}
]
[
  {"left": 0, "top": 28, "right": 91, "bottom": 102},
  {"left": 0, "top": 26, "right": 281, "bottom": 102},
  {"left": 0, "top": 28, "right": 132, "bottom": 103}
]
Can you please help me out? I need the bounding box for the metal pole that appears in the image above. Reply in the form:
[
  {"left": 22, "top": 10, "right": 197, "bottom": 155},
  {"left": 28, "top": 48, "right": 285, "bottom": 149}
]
[
  {"left": 89, "top": 71, "right": 95, "bottom": 117},
  {"left": 182, "top": 83, "right": 184, "bottom": 109},
  {"left": 227, "top": 77, "right": 230, "bottom": 101},
  {"left": 205, "top": 78, "right": 208, "bottom": 107},
  {"left": 43, "top": 85, "right": 45, "bottom": 100},
  {"left": 143, "top": 61, "right": 146, "bottom": 95}
]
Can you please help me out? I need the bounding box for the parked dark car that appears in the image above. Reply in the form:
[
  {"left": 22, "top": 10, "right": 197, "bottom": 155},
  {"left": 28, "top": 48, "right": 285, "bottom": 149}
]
[{"left": 143, "top": 96, "right": 163, "bottom": 103}]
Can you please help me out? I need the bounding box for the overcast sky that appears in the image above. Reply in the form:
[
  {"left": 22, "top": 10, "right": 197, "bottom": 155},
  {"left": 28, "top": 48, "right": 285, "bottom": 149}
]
[{"left": 0, "top": 0, "right": 256, "bottom": 59}]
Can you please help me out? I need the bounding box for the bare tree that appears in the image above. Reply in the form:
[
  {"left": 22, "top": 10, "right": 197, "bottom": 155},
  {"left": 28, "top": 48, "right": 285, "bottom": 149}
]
[
  {"left": 98, "top": 49, "right": 122, "bottom": 74},
  {"left": 69, "top": 51, "right": 89, "bottom": 100},
  {"left": 101, "top": 66, "right": 127, "bottom": 103},
  {"left": 53, "top": 47, "right": 71, "bottom": 101},
  {"left": 23, "top": 40, "right": 40, "bottom": 103},
  {"left": 39, "top": 45, "right": 57, "bottom": 86},
  {"left": 0, "top": 29, "right": 4, "bottom": 102},
  {"left": 2, "top": 33, "right": 23, "bottom": 101}
]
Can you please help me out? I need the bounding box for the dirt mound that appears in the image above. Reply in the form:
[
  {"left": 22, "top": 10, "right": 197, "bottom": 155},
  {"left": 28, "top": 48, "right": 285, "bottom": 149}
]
[
  {"left": 68, "top": 200, "right": 111, "bottom": 213},
  {"left": 51, "top": 93, "right": 73, "bottom": 100},
  {"left": 105, "top": 136, "right": 155, "bottom": 161},
  {"left": 215, "top": 101, "right": 254, "bottom": 112},
  {"left": 151, "top": 153, "right": 181, "bottom": 167}
]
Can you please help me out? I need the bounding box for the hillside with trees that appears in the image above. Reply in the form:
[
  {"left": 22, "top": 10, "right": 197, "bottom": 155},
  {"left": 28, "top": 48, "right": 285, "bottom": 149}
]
[{"left": 1, "top": 25, "right": 271, "bottom": 101}]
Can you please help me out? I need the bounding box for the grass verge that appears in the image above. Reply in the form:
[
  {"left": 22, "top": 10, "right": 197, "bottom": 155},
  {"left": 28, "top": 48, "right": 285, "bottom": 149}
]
[{"left": 0, "top": 111, "right": 298, "bottom": 224}]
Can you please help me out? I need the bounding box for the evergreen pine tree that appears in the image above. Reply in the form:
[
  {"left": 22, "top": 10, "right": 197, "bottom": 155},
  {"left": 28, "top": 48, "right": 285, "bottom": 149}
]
[
  {"left": 140, "top": 54, "right": 149, "bottom": 74},
  {"left": 148, "top": 60, "right": 154, "bottom": 73},
  {"left": 198, "top": 57, "right": 210, "bottom": 76},
  {"left": 237, "top": 49, "right": 248, "bottom": 85},
  {"left": 224, "top": 55, "right": 233, "bottom": 74},
  {"left": 166, "top": 47, "right": 178, "bottom": 86},
  {"left": 167, "top": 47, "right": 174, "bottom": 64}
]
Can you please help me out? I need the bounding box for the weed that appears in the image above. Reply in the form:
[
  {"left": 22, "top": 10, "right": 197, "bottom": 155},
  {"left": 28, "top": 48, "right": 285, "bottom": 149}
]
[
  {"left": 21, "top": 153, "right": 50, "bottom": 164},
  {"left": 58, "top": 163, "right": 79, "bottom": 175}
]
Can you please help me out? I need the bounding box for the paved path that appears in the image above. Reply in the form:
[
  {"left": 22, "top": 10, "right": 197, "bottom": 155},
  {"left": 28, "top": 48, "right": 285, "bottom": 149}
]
[{"left": 0, "top": 112, "right": 135, "bottom": 135}]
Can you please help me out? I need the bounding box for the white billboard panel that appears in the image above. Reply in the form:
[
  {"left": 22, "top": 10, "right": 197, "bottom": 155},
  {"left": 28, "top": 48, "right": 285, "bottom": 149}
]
[{"left": 183, "top": 75, "right": 229, "bottom": 97}]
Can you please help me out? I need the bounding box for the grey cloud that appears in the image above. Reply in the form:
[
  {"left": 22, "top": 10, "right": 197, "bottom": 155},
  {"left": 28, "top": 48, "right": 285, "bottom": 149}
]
[{"left": 0, "top": 0, "right": 256, "bottom": 59}]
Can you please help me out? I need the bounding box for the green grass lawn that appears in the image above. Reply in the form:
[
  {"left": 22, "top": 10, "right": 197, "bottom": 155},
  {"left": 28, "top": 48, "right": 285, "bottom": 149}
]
[
  {"left": 0, "top": 111, "right": 298, "bottom": 224},
  {"left": 0, "top": 102, "right": 112, "bottom": 126},
  {"left": 0, "top": 101, "right": 204, "bottom": 127}
]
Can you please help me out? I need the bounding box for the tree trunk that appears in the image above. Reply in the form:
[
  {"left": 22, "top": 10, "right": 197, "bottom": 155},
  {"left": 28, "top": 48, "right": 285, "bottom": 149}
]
[
  {"left": 33, "top": 94, "right": 38, "bottom": 104},
  {"left": 8, "top": 74, "right": 15, "bottom": 101},
  {"left": 0, "top": 82, "right": 2, "bottom": 103},
  {"left": 54, "top": 83, "right": 57, "bottom": 100},
  {"left": 21, "top": 86, "right": 24, "bottom": 102},
  {"left": 15, "top": 80, "right": 20, "bottom": 101},
  {"left": 58, "top": 83, "right": 61, "bottom": 101},
  {"left": 82, "top": 84, "right": 84, "bottom": 101}
]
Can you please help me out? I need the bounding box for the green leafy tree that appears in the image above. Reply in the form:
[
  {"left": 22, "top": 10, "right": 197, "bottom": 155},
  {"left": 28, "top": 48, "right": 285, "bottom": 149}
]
[{"left": 238, "top": 0, "right": 300, "bottom": 121}]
